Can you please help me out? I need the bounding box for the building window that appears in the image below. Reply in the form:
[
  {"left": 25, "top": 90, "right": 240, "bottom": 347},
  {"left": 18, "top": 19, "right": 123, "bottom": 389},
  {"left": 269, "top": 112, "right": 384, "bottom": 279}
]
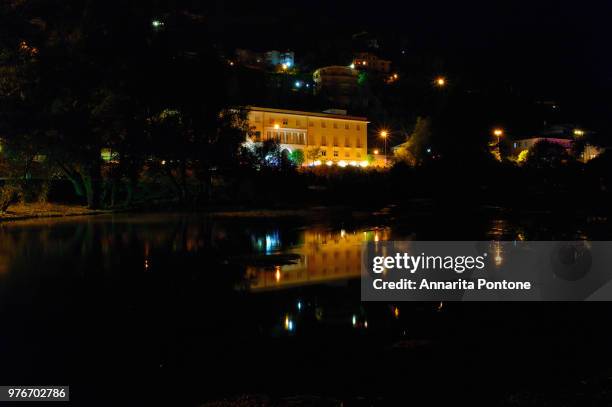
[
  {"left": 356, "top": 152, "right": 361, "bottom": 158},
  {"left": 269, "top": 118, "right": 274, "bottom": 125},
  {"left": 356, "top": 139, "right": 361, "bottom": 148},
  {"left": 296, "top": 120, "right": 301, "bottom": 127},
  {"left": 266, "top": 131, "right": 271, "bottom": 140},
  {"left": 356, "top": 124, "right": 361, "bottom": 131},
  {"left": 282, "top": 118, "right": 288, "bottom": 125},
  {"left": 333, "top": 151, "right": 339, "bottom": 157},
  {"left": 321, "top": 121, "right": 326, "bottom": 128},
  {"left": 345, "top": 137, "right": 350, "bottom": 147},
  {"left": 345, "top": 123, "right": 349, "bottom": 130},
  {"left": 255, "top": 116, "right": 261, "bottom": 123},
  {"left": 321, "top": 150, "right": 327, "bottom": 157},
  {"left": 309, "top": 121, "right": 314, "bottom": 127},
  {"left": 333, "top": 137, "right": 338, "bottom": 147},
  {"left": 345, "top": 151, "right": 349, "bottom": 157},
  {"left": 321, "top": 136, "right": 327, "bottom": 145},
  {"left": 333, "top": 123, "right": 338, "bottom": 129}
]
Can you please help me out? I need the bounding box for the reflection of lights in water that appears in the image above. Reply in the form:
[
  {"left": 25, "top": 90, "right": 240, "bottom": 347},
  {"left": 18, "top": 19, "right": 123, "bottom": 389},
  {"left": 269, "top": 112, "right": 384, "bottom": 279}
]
[
  {"left": 144, "top": 259, "right": 149, "bottom": 270},
  {"left": 393, "top": 306, "right": 400, "bottom": 319},
  {"left": 274, "top": 266, "right": 281, "bottom": 282},
  {"left": 252, "top": 231, "right": 281, "bottom": 254},
  {"left": 437, "top": 301, "right": 444, "bottom": 312},
  {"left": 297, "top": 301, "right": 302, "bottom": 311},
  {"left": 364, "top": 321, "right": 368, "bottom": 329},
  {"left": 284, "top": 314, "right": 294, "bottom": 332},
  {"left": 340, "top": 229, "right": 346, "bottom": 238},
  {"left": 266, "top": 232, "right": 280, "bottom": 253},
  {"left": 352, "top": 314, "right": 357, "bottom": 327},
  {"left": 374, "top": 232, "right": 380, "bottom": 242},
  {"left": 494, "top": 242, "right": 503, "bottom": 266}
]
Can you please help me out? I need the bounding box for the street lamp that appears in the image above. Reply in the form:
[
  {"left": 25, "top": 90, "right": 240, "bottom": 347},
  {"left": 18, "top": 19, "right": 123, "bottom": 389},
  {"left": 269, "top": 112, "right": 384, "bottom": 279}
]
[
  {"left": 493, "top": 128, "right": 504, "bottom": 160},
  {"left": 574, "top": 129, "right": 585, "bottom": 137},
  {"left": 435, "top": 76, "right": 446, "bottom": 87},
  {"left": 380, "top": 130, "right": 388, "bottom": 166}
]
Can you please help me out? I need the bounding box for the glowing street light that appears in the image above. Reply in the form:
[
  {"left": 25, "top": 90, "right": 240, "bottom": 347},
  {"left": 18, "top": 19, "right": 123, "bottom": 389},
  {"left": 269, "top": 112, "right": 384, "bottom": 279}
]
[
  {"left": 274, "top": 123, "right": 280, "bottom": 129},
  {"left": 435, "top": 76, "right": 446, "bottom": 87},
  {"left": 373, "top": 149, "right": 379, "bottom": 155},
  {"left": 380, "top": 130, "right": 389, "bottom": 166},
  {"left": 350, "top": 63, "right": 355, "bottom": 69},
  {"left": 574, "top": 129, "right": 585, "bottom": 137},
  {"left": 493, "top": 128, "right": 504, "bottom": 161}
]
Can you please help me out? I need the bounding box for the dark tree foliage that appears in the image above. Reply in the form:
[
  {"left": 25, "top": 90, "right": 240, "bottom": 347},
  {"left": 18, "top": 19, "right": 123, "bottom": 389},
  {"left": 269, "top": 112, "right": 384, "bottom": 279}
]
[{"left": 0, "top": 0, "right": 245, "bottom": 208}]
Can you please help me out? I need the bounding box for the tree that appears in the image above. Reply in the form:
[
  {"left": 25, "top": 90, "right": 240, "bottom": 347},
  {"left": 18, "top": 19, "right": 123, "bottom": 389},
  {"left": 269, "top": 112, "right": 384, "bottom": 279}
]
[
  {"left": 526, "top": 140, "right": 572, "bottom": 168},
  {"left": 288, "top": 149, "right": 305, "bottom": 167}
]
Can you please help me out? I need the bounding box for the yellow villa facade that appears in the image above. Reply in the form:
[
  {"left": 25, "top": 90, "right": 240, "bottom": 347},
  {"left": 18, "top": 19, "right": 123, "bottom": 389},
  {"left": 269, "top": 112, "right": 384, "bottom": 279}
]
[{"left": 246, "top": 106, "right": 368, "bottom": 166}]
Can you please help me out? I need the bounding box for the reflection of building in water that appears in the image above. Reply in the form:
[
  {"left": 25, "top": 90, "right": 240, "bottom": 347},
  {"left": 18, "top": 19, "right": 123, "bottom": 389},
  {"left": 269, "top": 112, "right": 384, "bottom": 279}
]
[{"left": 247, "top": 228, "right": 390, "bottom": 291}]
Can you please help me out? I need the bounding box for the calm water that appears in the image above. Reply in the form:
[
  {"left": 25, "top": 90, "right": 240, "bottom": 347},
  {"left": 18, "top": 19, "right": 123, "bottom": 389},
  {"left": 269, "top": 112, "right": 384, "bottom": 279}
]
[{"left": 1, "top": 211, "right": 612, "bottom": 406}]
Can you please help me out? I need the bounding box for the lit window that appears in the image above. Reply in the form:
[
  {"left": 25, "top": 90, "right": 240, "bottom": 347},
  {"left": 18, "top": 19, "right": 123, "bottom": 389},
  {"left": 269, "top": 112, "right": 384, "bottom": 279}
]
[
  {"left": 282, "top": 118, "right": 288, "bottom": 125},
  {"left": 333, "top": 151, "right": 339, "bottom": 157},
  {"left": 309, "top": 121, "right": 314, "bottom": 127},
  {"left": 333, "top": 137, "right": 338, "bottom": 147},
  {"left": 321, "top": 150, "right": 327, "bottom": 157},
  {"left": 356, "top": 124, "right": 361, "bottom": 130},
  {"left": 321, "top": 136, "right": 327, "bottom": 145},
  {"left": 333, "top": 123, "right": 338, "bottom": 129},
  {"left": 321, "top": 121, "right": 326, "bottom": 128}
]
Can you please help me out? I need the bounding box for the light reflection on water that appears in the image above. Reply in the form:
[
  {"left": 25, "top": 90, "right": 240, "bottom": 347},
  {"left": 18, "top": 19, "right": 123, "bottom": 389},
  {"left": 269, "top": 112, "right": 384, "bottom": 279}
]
[
  {"left": 246, "top": 227, "right": 391, "bottom": 291},
  {"left": 1, "top": 212, "right": 612, "bottom": 403}
]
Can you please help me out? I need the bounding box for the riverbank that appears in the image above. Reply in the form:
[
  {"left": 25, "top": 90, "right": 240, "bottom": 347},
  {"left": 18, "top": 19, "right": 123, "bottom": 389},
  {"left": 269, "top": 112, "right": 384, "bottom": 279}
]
[{"left": 0, "top": 203, "right": 109, "bottom": 222}]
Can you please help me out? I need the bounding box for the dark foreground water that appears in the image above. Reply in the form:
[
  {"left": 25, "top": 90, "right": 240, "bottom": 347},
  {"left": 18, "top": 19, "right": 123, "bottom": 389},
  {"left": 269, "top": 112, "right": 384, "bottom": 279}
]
[{"left": 1, "top": 210, "right": 612, "bottom": 406}]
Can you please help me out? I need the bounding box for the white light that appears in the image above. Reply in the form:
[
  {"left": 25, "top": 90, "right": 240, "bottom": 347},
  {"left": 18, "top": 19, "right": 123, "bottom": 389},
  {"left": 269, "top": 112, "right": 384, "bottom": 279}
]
[
  {"left": 313, "top": 160, "right": 322, "bottom": 166},
  {"left": 294, "top": 81, "right": 302, "bottom": 88},
  {"left": 151, "top": 19, "right": 164, "bottom": 28},
  {"left": 326, "top": 160, "right": 334, "bottom": 166},
  {"left": 350, "top": 63, "right": 355, "bottom": 69},
  {"left": 426, "top": 148, "right": 432, "bottom": 153},
  {"left": 349, "top": 160, "right": 358, "bottom": 166},
  {"left": 360, "top": 161, "right": 369, "bottom": 167},
  {"left": 338, "top": 160, "right": 347, "bottom": 167}
]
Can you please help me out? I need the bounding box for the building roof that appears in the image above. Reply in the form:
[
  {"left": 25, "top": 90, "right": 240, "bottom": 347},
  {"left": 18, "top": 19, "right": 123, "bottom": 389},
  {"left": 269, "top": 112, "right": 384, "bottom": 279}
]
[{"left": 248, "top": 106, "right": 368, "bottom": 122}]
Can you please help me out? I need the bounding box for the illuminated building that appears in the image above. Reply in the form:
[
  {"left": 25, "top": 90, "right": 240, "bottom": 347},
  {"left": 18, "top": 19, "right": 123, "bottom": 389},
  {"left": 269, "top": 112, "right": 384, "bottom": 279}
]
[
  {"left": 246, "top": 106, "right": 368, "bottom": 165},
  {"left": 352, "top": 52, "right": 391, "bottom": 73}
]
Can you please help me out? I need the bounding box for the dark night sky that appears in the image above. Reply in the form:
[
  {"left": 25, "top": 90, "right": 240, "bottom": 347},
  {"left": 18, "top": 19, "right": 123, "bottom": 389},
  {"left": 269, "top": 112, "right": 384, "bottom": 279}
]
[{"left": 190, "top": 0, "right": 611, "bottom": 131}]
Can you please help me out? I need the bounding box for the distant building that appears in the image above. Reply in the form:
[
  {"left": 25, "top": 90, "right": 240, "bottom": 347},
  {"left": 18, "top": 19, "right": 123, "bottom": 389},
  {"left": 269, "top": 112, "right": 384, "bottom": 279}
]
[
  {"left": 511, "top": 125, "right": 604, "bottom": 163},
  {"left": 352, "top": 52, "right": 391, "bottom": 73},
  {"left": 265, "top": 50, "right": 294, "bottom": 68},
  {"left": 312, "top": 66, "right": 359, "bottom": 107},
  {"left": 246, "top": 106, "right": 368, "bottom": 166}
]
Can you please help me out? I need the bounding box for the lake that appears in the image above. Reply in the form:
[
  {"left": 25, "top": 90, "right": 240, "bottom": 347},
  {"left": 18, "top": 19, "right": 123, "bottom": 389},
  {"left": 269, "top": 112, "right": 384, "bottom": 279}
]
[{"left": 1, "top": 210, "right": 612, "bottom": 406}]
